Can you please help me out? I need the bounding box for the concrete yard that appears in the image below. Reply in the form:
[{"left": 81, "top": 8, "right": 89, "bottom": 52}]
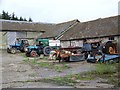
[{"left": 0, "top": 50, "right": 116, "bottom": 88}]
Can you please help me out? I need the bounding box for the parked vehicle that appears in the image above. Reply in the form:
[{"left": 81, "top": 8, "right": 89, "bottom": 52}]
[
  {"left": 7, "top": 39, "right": 29, "bottom": 54},
  {"left": 26, "top": 39, "right": 60, "bottom": 57}
]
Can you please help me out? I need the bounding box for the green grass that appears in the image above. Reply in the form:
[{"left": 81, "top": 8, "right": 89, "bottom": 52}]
[
  {"left": 23, "top": 57, "right": 70, "bottom": 72},
  {"left": 23, "top": 57, "right": 29, "bottom": 62},
  {"left": 42, "top": 63, "right": 119, "bottom": 87},
  {"left": 43, "top": 73, "right": 95, "bottom": 86},
  {"left": 94, "top": 64, "right": 117, "bottom": 75},
  {"left": 90, "top": 63, "right": 119, "bottom": 87},
  {"left": 23, "top": 56, "right": 119, "bottom": 87},
  {"left": 38, "top": 62, "right": 50, "bottom": 68}
]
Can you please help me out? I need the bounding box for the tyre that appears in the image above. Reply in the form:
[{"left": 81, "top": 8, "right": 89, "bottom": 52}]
[
  {"left": 10, "top": 48, "right": 16, "bottom": 54},
  {"left": 43, "top": 46, "right": 52, "bottom": 56},
  {"left": 20, "top": 46, "right": 26, "bottom": 52},
  {"left": 103, "top": 41, "right": 116, "bottom": 54},
  {"left": 30, "top": 50, "right": 38, "bottom": 57},
  {"left": 7, "top": 48, "right": 11, "bottom": 53},
  {"left": 26, "top": 52, "right": 30, "bottom": 57}
]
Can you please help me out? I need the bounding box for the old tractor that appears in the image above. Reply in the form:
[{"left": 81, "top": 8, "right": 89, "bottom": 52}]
[
  {"left": 25, "top": 39, "right": 60, "bottom": 57},
  {"left": 7, "top": 39, "right": 29, "bottom": 54}
]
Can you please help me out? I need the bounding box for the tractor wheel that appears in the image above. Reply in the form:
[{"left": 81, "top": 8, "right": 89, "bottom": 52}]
[
  {"left": 20, "top": 46, "right": 27, "bottom": 52},
  {"left": 7, "top": 48, "right": 11, "bottom": 53},
  {"left": 26, "top": 52, "right": 30, "bottom": 57},
  {"left": 103, "top": 41, "right": 116, "bottom": 54},
  {"left": 10, "top": 48, "right": 16, "bottom": 54},
  {"left": 43, "top": 46, "right": 52, "bottom": 56},
  {"left": 30, "top": 50, "right": 38, "bottom": 57}
]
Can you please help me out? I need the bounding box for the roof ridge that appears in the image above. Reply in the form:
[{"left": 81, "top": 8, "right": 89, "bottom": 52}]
[
  {"left": 56, "top": 19, "right": 80, "bottom": 25},
  {"left": 0, "top": 19, "right": 54, "bottom": 25}
]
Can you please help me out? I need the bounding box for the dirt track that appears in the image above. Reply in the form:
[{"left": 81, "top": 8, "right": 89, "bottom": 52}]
[{"left": 1, "top": 50, "right": 115, "bottom": 88}]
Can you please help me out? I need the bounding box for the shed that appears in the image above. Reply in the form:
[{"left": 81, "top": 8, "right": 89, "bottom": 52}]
[{"left": 60, "top": 15, "right": 120, "bottom": 49}]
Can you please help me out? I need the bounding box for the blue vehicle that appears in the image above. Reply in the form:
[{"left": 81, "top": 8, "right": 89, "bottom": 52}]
[
  {"left": 26, "top": 39, "right": 60, "bottom": 57},
  {"left": 7, "top": 39, "right": 29, "bottom": 54}
]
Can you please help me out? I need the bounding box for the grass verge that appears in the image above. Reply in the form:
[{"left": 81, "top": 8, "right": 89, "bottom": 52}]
[
  {"left": 23, "top": 57, "right": 70, "bottom": 72},
  {"left": 42, "top": 62, "right": 119, "bottom": 87}
]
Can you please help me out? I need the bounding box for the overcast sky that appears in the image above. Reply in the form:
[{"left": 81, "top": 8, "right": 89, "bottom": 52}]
[{"left": 0, "top": 0, "right": 119, "bottom": 23}]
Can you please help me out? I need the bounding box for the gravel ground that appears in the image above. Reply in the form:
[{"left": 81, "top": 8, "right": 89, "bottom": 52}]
[{"left": 1, "top": 50, "right": 115, "bottom": 88}]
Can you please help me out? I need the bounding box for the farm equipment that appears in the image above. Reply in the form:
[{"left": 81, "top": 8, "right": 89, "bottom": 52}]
[
  {"left": 7, "top": 39, "right": 29, "bottom": 54},
  {"left": 25, "top": 39, "right": 60, "bottom": 57},
  {"left": 48, "top": 40, "right": 120, "bottom": 63},
  {"left": 86, "top": 40, "right": 120, "bottom": 63}
]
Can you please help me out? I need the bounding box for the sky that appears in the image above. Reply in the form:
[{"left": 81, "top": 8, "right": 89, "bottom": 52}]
[{"left": 0, "top": 0, "right": 119, "bottom": 23}]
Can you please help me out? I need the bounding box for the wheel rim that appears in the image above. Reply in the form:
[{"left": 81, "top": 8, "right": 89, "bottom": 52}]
[
  {"left": 43, "top": 46, "right": 52, "bottom": 55},
  {"left": 11, "top": 49, "right": 16, "bottom": 54},
  {"left": 45, "top": 48, "right": 51, "bottom": 54},
  {"left": 31, "top": 51, "right": 37, "bottom": 57}
]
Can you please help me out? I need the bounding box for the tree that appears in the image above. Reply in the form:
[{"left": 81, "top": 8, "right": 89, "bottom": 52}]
[
  {"left": 19, "top": 16, "right": 23, "bottom": 21},
  {"left": 23, "top": 18, "right": 27, "bottom": 21},
  {"left": 28, "top": 17, "right": 32, "bottom": 22},
  {"left": 1, "top": 10, "right": 11, "bottom": 20},
  {"left": 11, "top": 12, "right": 15, "bottom": 20},
  {"left": 2, "top": 10, "right": 5, "bottom": 19},
  {"left": 1, "top": 10, "right": 33, "bottom": 22},
  {"left": 14, "top": 16, "right": 18, "bottom": 20},
  {"left": 6, "top": 12, "right": 11, "bottom": 20}
]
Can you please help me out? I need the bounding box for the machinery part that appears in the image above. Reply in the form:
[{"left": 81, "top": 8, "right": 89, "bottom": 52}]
[
  {"left": 102, "top": 41, "right": 116, "bottom": 54},
  {"left": 26, "top": 52, "right": 30, "bottom": 57},
  {"left": 10, "top": 48, "right": 17, "bottom": 54},
  {"left": 30, "top": 50, "right": 38, "bottom": 57},
  {"left": 109, "top": 47, "right": 116, "bottom": 54},
  {"left": 43, "top": 46, "right": 52, "bottom": 56},
  {"left": 109, "top": 60, "right": 115, "bottom": 64},
  {"left": 20, "top": 45, "right": 28, "bottom": 52}
]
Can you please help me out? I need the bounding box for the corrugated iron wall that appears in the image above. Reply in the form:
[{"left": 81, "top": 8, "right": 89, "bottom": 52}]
[
  {"left": 7, "top": 32, "right": 17, "bottom": 46},
  {"left": 16, "top": 32, "right": 27, "bottom": 38}
]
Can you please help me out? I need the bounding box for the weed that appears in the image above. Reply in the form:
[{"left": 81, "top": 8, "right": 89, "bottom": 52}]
[
  {"left": 31, "top": 59, "right": 37, "bottom": 65},
  {"left": 43, "top": 73, "right": 95, "bottom": 86},
  {"left": 23, "top": 57, "right": 70, "bottom": 72},
  {"left": 38, "top": 62, "right": 50, "bottom": 68},
  {"left": 95, "top": 64, "right": 117, "bottom": 75},
  {"left": 23, "top": 57, "right": 29, "bottom": 62}
]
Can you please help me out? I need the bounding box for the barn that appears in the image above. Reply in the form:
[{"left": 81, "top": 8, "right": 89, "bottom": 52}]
[
  {"left": 0, "top": 20, "right": 53, "bottom": 49},
  {"left": 0, "top": 19, "right": 80, "bottom": 49},
  {"left": 0, "top": 15, "right": 119, "bottom": 52},
  {"left": 60, "top": 15, "right": 120, "bottom": 52}
]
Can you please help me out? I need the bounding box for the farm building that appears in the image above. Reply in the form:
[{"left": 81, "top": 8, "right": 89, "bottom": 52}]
[
  {"left": 0, "top": 19, "right": 79, "bottom": 49},
  {"left": 0, "top": 15, "right": 119, "bottom": 52},
  {"left": 0, "top": 20, "right": 53, "bottom": 49},
  {"left": 60, "top": 15, "right": 120, "bottom": 52}
]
